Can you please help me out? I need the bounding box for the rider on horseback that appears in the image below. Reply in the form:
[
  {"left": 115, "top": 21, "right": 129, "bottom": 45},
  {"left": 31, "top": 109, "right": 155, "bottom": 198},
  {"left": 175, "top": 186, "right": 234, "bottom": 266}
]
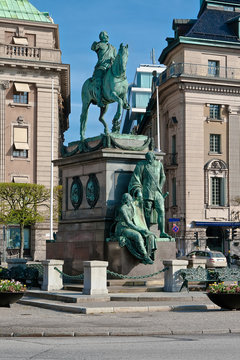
[{"left": 91, "top": 31, "right": 117, "bottom": 107}]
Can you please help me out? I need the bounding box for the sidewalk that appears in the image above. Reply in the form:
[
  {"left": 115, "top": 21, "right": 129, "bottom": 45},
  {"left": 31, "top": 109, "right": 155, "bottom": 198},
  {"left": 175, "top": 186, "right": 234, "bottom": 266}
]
[{"left": 1, "top": 289, "right": 240, "bottom": 337}]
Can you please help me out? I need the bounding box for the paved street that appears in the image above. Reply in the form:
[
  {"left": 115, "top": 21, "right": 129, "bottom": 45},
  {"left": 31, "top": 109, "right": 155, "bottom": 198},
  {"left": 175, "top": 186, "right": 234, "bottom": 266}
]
[
  {"left": 1, "top": 302, "right": 240, "bottom": 336},
  {"left": 0, "top": 334, "right": 240, "bottom": 359}
]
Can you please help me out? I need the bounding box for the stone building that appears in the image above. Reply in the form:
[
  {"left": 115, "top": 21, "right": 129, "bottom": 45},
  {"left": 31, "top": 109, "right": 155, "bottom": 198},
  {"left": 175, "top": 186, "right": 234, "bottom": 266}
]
[
  {"left": 0, "top": 0, "right": 70, "bottom": 260},
  {"left": 138, "top": 0, "right": 240, "bottom": 255}
]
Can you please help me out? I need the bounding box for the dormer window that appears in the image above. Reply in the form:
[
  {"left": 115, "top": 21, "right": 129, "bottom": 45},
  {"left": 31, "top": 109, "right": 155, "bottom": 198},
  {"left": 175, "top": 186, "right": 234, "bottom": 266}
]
[{"left": 208, "top": 60, "right": 219, "bottom": 77}]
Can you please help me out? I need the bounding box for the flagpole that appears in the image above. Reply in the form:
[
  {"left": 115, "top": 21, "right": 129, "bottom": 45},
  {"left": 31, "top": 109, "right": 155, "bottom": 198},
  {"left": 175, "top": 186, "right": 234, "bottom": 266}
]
[
  {"left": 50, "top": 78, "right": 54, "bottom": 240},
  {"left": 156, "top": 86, "right": 161, "bottom": 152}
]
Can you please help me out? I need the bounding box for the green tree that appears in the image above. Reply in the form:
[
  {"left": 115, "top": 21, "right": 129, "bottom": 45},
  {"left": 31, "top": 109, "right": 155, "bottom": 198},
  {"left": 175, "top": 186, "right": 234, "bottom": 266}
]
[
  {"left": 53, "top": 185, "right": 62, "bottom": 221},
  {"left": 0, "top": 183, "right": 50, "bottom": 258}
]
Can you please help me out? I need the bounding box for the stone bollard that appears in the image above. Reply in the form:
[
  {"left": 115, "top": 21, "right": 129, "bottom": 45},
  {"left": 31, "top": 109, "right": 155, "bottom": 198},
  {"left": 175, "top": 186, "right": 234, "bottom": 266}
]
[
  {"left": 163, "top": 259, "right": 188, "bottom": 292},
  {"left": 83, "top": 261, "right": 108, "bottom": 295},
  {"left": 41, "top": 259, "right": 64, "bottom": 291}
]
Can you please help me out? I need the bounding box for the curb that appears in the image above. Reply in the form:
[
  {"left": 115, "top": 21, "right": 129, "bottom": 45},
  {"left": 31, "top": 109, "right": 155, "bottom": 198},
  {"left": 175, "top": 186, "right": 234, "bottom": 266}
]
[
  {"left": 0, "top": 328, "right": 239, "bottom": 338},
  {"left": 19, "top": 299, "right": 219, "bottom": 314}
]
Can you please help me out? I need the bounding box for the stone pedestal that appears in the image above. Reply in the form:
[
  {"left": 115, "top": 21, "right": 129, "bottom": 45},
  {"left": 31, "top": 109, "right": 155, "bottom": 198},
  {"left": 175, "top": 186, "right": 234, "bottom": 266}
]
[
  {"left": 48, "top": 135, "right": 171, "bottom": 276},
  {"left": 41, "top": 259, "right": 64, "bottom": 291},
  {"left": 83, "top": 260, "right": 108, "bottom": 295},
  {"left": 7, "top": 258, "right": 27, "bottom": 270},
  {"left": 163, "top": 260, "right": 188, "bottom": 292},
  {"left": 107, "top": 240, "right": 176, "bottom": 278},
  {"left": 48, "top": 135, "right": 175, "bottom": 278}
]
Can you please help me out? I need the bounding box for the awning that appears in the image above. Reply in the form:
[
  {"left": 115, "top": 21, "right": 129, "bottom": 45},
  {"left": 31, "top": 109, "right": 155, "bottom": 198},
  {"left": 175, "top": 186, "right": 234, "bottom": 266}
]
[
  {"left": 14, "top": 127, "right": 28, "bottom": 143},
  {"left": 13, "top": 37, "right": 28, "bottom": 46},
  {"left": 14, "top": 142, "right": 29, "bottom": 150},
  {"left": 13, "top": 177, "right": 29, "bottom": 184},
  {"left": 194, "top": 221, "right": 240, "bottom": 227},
  {"left": 14, "top": 83, "right": 30, "bottom": 93}
]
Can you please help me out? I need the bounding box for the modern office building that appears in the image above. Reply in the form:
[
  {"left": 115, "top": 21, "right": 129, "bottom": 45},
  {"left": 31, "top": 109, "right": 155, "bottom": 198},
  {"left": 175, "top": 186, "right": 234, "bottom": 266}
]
[
  {"left": 122, "top": 64, "right": 165, "bottom": 134},
  {"left": 138, "top": 0, "right": 240, "bottom": 256},
  {"left": 0, "top": 0, "right": 70, "bottom": 260}
]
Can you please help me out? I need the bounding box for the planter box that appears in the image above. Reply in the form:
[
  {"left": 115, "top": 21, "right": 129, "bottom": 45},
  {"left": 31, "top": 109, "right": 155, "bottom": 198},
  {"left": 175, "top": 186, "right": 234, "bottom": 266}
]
[
  {"left": 0, "top": 292, "right": 24, "bottom": 307},
  {"left": 207, "top": 293, "right": 240, "bottom": 310}
]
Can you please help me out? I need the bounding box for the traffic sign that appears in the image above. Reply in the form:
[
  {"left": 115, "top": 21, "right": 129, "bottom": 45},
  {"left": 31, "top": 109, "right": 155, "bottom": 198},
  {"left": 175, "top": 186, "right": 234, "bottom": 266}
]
[{"left": 172, "top": 224, "right": 179, "bottom": 233}]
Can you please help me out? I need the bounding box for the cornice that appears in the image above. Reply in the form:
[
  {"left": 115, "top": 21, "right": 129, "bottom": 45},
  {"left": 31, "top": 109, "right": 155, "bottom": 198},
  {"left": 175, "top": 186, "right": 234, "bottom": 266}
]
[
  {"left": 178, "top": 83, "right": 240, "bottom": 95},
  {"left": 0, "top": 58, "right": 69, "bottom": 73}
]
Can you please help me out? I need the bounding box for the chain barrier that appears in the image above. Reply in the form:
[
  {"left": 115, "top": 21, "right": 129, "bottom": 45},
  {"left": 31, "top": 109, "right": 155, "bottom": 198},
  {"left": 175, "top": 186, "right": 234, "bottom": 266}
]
[
  {"left": 54, "top": 267, "right": 84, "bottom": 280},
  {"left": 54, "top": 266, "right": 168, "bottom": 281},
  {"left": 107, "top": 267, "right": 168, "bottom": 279}
]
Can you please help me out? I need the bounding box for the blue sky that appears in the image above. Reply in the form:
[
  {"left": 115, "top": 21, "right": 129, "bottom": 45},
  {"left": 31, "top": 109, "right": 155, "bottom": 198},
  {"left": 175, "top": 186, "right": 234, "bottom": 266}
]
[{"left": 31, "top": 0, "right": 200, "bottom": 144}]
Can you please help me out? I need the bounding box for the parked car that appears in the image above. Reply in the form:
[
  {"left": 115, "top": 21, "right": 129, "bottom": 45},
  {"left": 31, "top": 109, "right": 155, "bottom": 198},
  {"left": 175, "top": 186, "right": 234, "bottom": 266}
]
[{"left": 181, "top": 250, "right": 227, "bottom": 268}]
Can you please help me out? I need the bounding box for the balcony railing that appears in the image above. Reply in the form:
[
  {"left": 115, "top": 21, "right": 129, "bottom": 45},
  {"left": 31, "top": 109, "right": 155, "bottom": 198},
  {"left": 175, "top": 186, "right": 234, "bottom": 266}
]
[
  {"left": 0, "top": 44, "right": 62, "bottom": 63},
  {"left": 158, "top": 63, "right": 240, "bottom": 84},
  {"left": 5, "top": 44, "right": 40, "bottom": 59}
]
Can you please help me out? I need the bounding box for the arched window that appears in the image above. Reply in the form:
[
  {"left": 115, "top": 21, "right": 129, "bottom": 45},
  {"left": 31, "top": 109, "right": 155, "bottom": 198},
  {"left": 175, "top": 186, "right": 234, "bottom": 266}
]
[{"left": 204, "top": 159, "right": 228, "bottom": 207}]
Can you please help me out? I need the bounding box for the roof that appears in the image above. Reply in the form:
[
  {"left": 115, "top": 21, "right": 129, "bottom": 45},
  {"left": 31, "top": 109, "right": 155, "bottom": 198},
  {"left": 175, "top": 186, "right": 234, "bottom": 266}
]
[
  {"left": 0, "top": 0, "right": 52, "bottom": 23},
  {"left": 203, "top": 0, "right": 240, "bottom": 4},
  {"left": 186, "top": 8, "right": 240, "bottom": 42},
  {"left": 159, "top": 6, "right": 240, "bottom": 63}
]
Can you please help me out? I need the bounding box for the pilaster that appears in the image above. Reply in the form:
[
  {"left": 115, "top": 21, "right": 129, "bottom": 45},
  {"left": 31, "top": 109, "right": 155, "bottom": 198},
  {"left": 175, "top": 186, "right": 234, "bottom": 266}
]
[{"left": 0, "top": 81, "right": 9, "bottom": 182}]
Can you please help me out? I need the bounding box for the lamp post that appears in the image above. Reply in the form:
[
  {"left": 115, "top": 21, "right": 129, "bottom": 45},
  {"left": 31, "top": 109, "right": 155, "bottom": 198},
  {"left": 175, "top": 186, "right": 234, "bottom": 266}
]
[
  {"left": 156, "top": 86, "right": 161, "bottom": 152},
  {"left": 50, "top": 78, "right": 54, "bottom": 241}
]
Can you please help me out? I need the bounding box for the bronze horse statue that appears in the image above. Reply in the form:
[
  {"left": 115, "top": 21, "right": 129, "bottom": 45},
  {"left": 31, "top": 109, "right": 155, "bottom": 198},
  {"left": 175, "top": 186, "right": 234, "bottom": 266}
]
[{"left": 80, "top": 43, "right": 130, "bottom": 140}]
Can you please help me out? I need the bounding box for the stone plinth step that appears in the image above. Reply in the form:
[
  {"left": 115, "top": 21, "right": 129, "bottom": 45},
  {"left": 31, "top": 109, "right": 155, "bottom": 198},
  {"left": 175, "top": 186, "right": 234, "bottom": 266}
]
[
  {"left": 108, "top": 286, "right": 164, "bottom": 293},
  {"left": 26, "top": 290, "right": 110, "bottom": 303}
]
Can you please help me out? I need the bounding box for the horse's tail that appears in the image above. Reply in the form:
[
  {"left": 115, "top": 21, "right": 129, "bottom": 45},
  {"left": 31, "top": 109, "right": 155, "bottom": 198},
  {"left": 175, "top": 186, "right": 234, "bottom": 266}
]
[{"left": 80, "top": 78, "right": 93, "bottom": 139}]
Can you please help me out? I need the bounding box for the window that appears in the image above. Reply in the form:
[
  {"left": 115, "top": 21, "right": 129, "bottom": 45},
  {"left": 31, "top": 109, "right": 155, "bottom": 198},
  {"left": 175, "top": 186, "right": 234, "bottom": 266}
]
[
  {"left": 13, "top": 149, "right": 28, "bottom": 158},
  {"left": 13, "top": 83, "right": 30, "bottom": 104},
  {"left": 7, "top": 226, "right": 30, "bottom": 250},
  {"left": 137, "top": 73, "right": 152, "bottom": 88},
  {"left": 208, "top": 60, "right": 219, "bottom": 77},
  {"left": 211, "top": 177, "right": 221, "bottom": 206},
  {"left": 209, "top": 104, "right": 221, "bottom": 119},
  {"left": 172, "top": 177, "right": 177, "bottom": 207},
  {"left": 13, "top": 92, "right": 28, "bottom": 104},
  {"left": 13, "top": 127, "right": 29, "bottom": 158},
  {"left": 204, "top": 160, "right": 228, "bottom": 207},
  {"left": 171, "top": 135, "right": 177, "bottom": 165},
  {"left": 210, "top": 134, "right": 221, "bottom": 153}
]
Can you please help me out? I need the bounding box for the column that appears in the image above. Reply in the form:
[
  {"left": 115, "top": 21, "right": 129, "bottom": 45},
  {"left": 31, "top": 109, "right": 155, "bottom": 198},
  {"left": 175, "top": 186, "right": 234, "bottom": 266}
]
[{"left": 0, "top": 81, "right": 9, "bottom": 182}]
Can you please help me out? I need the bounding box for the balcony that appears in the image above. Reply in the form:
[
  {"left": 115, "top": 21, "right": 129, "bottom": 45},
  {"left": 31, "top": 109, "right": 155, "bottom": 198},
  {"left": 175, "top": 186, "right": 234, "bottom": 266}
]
[
  {"left": 0, "top": 44, "right": 62, "bottom": 63},
  {"left": 158, "top": 63, "right": 240, "bottom": 84},
  {"left": 165, "top": 153, "right": 178, "bottom": 168},
  {"left": 5, "top": 44, "right": 40, "bottom": 59}
]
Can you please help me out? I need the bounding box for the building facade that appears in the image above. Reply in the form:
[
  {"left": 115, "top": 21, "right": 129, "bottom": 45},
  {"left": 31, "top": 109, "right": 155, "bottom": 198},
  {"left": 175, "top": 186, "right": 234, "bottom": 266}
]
[
  {"left": 122, "top": 64, "right": 165, "bottom": 134},
  {"left": 139, "top": 0, "right": 240, "bottom": 256},
  {"left": 0, "top": 0, "right": 70, "bottom": 260}
]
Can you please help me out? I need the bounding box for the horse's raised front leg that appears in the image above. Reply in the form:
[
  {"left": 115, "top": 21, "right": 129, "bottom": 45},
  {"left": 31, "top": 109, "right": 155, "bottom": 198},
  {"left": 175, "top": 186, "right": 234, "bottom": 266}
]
[
  {"left": 111, "top": 92, "right": 123, "bottom": 133},
  {"left": 99, "top": 105, "right": 109, "bottom": 135},
  {"left": 80, "top": 100, "right": 91, "bottom": 141},
  {"left": 123, "top": 94, "right": 130, "bottom": 110}
]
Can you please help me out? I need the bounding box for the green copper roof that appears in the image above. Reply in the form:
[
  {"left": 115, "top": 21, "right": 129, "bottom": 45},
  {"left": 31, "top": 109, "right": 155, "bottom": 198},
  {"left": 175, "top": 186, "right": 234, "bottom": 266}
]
[{"left": 0, "top": 0, "right": 52, "bottom": 23}]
